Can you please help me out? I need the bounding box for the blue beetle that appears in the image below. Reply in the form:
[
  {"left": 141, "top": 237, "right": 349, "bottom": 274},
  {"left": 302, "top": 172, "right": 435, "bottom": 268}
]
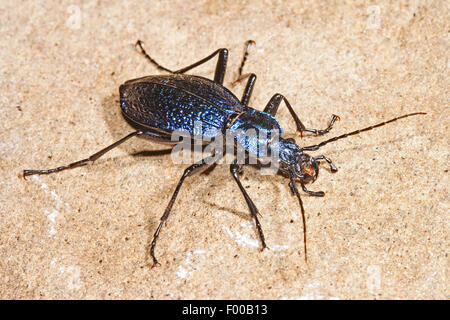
[{"left": 24, "top": 40, "right": 425, "bottom": 266}]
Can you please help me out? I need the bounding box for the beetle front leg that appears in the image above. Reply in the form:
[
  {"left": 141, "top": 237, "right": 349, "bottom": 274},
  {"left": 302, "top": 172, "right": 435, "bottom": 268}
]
[
  {"left": 300, "top": 181, "right": 325, "bottom": 197},
  {"left": 314, "top": 155, "right": 338, "bottom": 172},
  {"left": 263, "top": 94, "right": 339, "bottom": 137}
]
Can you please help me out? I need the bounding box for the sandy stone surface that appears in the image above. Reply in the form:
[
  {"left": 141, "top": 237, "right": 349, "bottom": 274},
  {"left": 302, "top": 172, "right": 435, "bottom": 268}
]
[{"left": 1, "top": 1, "right": 448, "bottom": 299}]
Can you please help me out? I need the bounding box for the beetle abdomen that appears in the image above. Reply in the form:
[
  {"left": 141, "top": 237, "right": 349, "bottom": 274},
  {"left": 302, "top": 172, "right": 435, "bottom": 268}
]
[{"left": 120, "top": 75, "right": 243, "bottom": 138}]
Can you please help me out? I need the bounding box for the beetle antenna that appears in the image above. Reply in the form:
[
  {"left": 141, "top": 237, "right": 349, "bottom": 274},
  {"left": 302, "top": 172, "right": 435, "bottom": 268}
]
[
  {"left": 301, "top": 112, "right": 426, "bottom": 151},
  {"left": 289, "top": 174, "right": 308, "bottom": 263}
]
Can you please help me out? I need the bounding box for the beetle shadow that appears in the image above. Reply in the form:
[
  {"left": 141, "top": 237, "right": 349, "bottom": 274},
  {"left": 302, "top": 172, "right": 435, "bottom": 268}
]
[
  {"left": 200, "top": 165, "right": 286, "bottom": 220},
  {"left": 202, "top": 199, "right": 253, "bottom": 221},
  {"left": 199, "top": 168, "right": 292, "bottom": 247}
]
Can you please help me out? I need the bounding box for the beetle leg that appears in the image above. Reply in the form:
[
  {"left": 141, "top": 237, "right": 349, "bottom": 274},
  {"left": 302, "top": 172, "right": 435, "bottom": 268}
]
[
  {"left": 230, "top": 161, "right": 268, "bottom": 251},
  {"left": 303, "top": 115, "right": 339, "bottom": 136},
  {"left": 240, "top": 73, "right": 257, "bottom": 106},
  {"left": 135, "top": 40, "right": 228, "bottom": 85},
  {"left": 314, "top": 155, "right": 338, "bottom": 172},
  {"left": 237, "top": 40, "right": 256, "bottom": 79},
  {"left": 263, "top": 94, "right": 339, "bottom": 137},
  {"left": 230, "top": 41, "right": 257, "bottom": 105},
  {"left": 23, "top": 131, "right": 143, "bottom": 177},
  {"left": 300, "top": 181, "right": 325, "bottom": 197},
  {"left": 150, "top": 154, "right": 222, "bottom": 267},
  {"left": 232, "top": 40, "right": 256, "bottom": 82}
]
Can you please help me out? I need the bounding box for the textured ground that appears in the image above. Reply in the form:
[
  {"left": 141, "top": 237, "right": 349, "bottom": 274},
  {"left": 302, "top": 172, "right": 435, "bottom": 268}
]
[{"left": 1, "top": 1, "right": 448, "bottom": 299}]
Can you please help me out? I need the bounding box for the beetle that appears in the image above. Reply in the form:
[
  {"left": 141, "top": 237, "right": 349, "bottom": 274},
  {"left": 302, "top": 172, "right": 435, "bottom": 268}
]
[{"left": 23, "top": 40, "right": 425, "bottom": 266}]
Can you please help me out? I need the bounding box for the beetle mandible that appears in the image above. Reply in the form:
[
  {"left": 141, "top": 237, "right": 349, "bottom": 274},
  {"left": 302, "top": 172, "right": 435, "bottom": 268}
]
[{"left": 23, "top": 40, "right": 425, "bottom": 266}]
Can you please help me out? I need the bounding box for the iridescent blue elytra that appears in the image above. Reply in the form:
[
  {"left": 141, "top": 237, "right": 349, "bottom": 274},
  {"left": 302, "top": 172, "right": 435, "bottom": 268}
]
[{"left": 119, "top": 74, "right": 282, "bottom": 157}]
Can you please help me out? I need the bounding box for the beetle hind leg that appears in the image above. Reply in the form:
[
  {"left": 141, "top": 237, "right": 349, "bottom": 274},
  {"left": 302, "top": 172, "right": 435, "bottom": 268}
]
[
  {"left": 232, "top": 40, "right": 256, "bottom": 84},
  {"left": 135, "top": 40, "right": 228, "bottom": 85}
]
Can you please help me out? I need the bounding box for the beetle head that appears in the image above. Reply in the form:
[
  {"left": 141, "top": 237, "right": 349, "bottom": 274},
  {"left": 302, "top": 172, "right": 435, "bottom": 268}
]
[
  {"left": 292, "top": 152, "right": 319, "bottom": 183},
  {"left": 272, "top": 137, "right": 319, "bottom": 183}
]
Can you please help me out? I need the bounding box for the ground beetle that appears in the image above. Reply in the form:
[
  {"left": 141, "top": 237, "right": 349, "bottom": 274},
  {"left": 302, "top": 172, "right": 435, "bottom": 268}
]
[{"left": 24, "top": 40, "right": 425, "bottom": 266}]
